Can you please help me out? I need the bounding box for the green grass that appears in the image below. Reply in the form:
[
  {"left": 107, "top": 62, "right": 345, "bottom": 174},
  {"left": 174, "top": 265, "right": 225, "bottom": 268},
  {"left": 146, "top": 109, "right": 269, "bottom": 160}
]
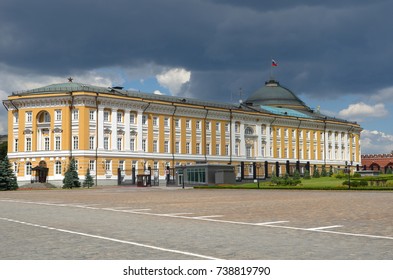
[{"left": 195, "top": 176, "right": 393, "bottom": 191}]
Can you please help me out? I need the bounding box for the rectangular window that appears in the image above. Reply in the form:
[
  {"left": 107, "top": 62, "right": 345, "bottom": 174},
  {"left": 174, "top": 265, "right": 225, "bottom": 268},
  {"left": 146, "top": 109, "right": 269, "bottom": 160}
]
[
  {"left": 142, "top": 115, "right": 147, "bottom": 125},
  {"left": 235, "top": 123, "right": 239, "bottom": 133},
  {"left": 105, "top": 160, "right": 111, "bottom": 171},
  {"left": 206, "top": 143, "right": 210, "bottom": 155},
  {"left": 14, "top": 139, "right": 18, "bottom": 152},
  {"left": 153, "top": 140, "right": 158, "bottom": 152},
  {"left": 142, "top": 139, "right": 146, "bottom": 152},
  {"left": 153, "top": 116, "right": 158, "bottom": 126},
  {"left": 26, "top": 111, "right": 32, "bottom": 123},
  {"left": 55, "top": 110, "right": 62, "bottom": 121},
  {"left": 225, "top": 144, "right": 229, "bottom": 156},
  {"left": 196, "top": 143, "right": 200, "bottom": 154},
  {"left": 44, "top": 137, "right": 50, "bottom": 151},
  {"left": 117, "top": 138, "right": 123, "bottom": 150},
  {"left": 119, "top": 160, "right": 124, "bottom": 171},
  {"left": 13, "top": 112, "right": 18, "bottom": 123},
  {"left": 89, "top": 110, "right": 95, "bottom": 121},
  {"left": 26, "top": 138, "right": 32, "bottom": 151},
  {"left": 216, "top": 144, "right": 220, "bottom": 155},
  {"left": 55, "top": 136, "right": 61, "bottom": 150},
  {"left": 196, "top": 121, "right": 201, "bottom": 130},
  {"left": 72, "top": 109, "right": 79, "bottom": 120},
  {"left": 104, "top": 137, "right": 109, "bottom": 150},
  {"left": 206, "top": 121, "right": 211, "bottom": 131},
  {"left": 130, "top": 113, "right": 135, "bottom": 124},
  {"left": 104, "top": 111, "right": 110, "bottom": 122},
  {"left": 175, "top": 119, "right": 180, "bottom": 128},
  {"left": 164, "top": 117, "right": 169, "bottom": 127},
  {"left": 117, "top": 112, "right": 123, "bottom": 123},
  {"left": 130, "top": 138, "right": 135, "bottom": 151},
  {"left": 186, "top": 120, "right": 190, "bottom": 129},
  {"left": 73, "top": 136, "right": 79, "bottom": 150},
  {"left": 216, "top": 122, "right": 220, "bottom": 132},
  {"left": 186, "top": 142, "right": 190, "bottom": 154},
  {"left": 175, "top": 141, "right": 180, "bottom": 154},
  {"left": 235, "top": 144, "right": 239, "bottom": 156},
  {"left": 89, "top": 160, "right": 95, "bottom": 171},
  {"left": 164, "top": 141, "right": 169, "bottom": 153},
  {"left": 225, "top": 123, "right": 229, "bottom": 132},
  {"left": 89, "top": 136, "right": 94, "bottom": 150}
]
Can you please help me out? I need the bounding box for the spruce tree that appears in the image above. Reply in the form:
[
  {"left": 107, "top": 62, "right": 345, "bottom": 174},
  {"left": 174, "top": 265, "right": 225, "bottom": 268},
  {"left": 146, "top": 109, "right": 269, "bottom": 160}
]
[
  {"left": 321, "top": 165, "right": 328, "bottom": 177},
  {"left": 63, "top": 158, "right": 81, "bottom": 188},
  {"left": 304, "top": 169, "right": 311, "bottom": 179},
  {"left": 313, "top": 167, "right": 320, "bottom": 178},
  {"left": 0, "top": 156, "right": 18, "bottom": 191},
  {"left": 83, "top": 168, "right": 94, "bottom": 188}
]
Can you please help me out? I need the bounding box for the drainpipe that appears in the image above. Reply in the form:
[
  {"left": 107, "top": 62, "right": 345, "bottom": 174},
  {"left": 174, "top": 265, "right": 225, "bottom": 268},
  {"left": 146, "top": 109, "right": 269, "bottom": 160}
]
[
  {"left": 203, "top": 107, "right": 209, "bottom": 163},
  {"left": 171, "top": 103, "right": 177, "bottom": 168},
  {"left": 95, "top": 93, "right": 99, "bottom": 186},
  {"left": 69, "top": 92, "right": 74, "bottom": 160},
  {"left": 323, "top": 117, "right": 327, "bottom": 166},
  {"left": 229, "top": 109, "right": 233, "bottom": 165},
  {"left": 297, "top": 118, "right": 302, "bottom": 163}
]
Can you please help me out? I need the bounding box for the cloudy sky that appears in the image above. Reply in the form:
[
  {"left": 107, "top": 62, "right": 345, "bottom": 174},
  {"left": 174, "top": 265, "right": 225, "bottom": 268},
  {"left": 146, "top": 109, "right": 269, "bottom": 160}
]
[{"left": 1, "top": 0, "right": 393, "bottom": 154}]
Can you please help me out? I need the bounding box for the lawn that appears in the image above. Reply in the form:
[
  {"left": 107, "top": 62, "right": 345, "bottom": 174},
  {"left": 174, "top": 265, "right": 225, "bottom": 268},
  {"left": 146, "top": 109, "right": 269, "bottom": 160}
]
[{"left": 196, "top": 176, "right": 393, "bottom": 191}]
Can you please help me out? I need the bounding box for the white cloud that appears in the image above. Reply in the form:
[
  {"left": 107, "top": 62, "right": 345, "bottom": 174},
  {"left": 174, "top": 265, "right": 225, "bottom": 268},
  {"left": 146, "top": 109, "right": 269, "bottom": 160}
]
[
  {"left": 338, "top": 102, "right": 388, "bottom": 122},
  {"left": 156, "top": 68, "right": 191, "bottom": 95},
  {"left": 361, "top": 129, "right": 393, "bottom": 154},
  {"left": 153, "top": 90, "right": 165, "bottom": 95}
]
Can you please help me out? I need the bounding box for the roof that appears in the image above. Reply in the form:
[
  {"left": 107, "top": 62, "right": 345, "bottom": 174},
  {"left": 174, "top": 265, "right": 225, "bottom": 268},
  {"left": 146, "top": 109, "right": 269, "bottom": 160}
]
[
  {"left": 245, "top": 79, "right": 310, "bottom": 111},
  {"left": 9, "top": 81, "right": 359, "bottom": 126}
]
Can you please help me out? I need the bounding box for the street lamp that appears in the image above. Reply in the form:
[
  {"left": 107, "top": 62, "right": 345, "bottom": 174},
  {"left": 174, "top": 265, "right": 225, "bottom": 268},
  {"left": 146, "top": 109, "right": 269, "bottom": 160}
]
[
  {"left": 256, "top": 163, "right": 262, "bottom": 189},
  {"left": 345, "top": 160, "right": 353, "bottom": 189}
]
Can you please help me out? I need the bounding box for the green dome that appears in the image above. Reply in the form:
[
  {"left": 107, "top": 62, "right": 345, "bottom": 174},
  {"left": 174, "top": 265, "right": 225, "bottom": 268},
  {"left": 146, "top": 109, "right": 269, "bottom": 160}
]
[{"left": 245, "top": 80, "right": 310, "bottom": 111}]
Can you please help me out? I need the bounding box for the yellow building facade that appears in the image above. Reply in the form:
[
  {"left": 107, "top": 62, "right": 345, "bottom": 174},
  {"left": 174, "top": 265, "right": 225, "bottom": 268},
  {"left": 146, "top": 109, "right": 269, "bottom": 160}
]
[{"left": 3, "top": 79, "right": 362, "bottom": 186}]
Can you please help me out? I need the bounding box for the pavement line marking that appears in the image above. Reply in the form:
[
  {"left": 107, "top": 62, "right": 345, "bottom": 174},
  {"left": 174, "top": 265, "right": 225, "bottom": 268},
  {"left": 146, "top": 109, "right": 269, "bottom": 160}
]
[
  {"left": 161, "top": 213, "right": 194, "bottom": 216},
  {"left": 0, "top": 217, "right": 221, "bottom": 260},
  {"left": 2, "top": 199, "right": 393, "bottom": 241},
  {"left": 306, "top": 225, "right": 343, "bottom": 231},
  {"left": 255, "top": 221, "right": 289, "bottom": 225},
  {"left": 192, "top": 215, "right": 224, "bottom": 219}
]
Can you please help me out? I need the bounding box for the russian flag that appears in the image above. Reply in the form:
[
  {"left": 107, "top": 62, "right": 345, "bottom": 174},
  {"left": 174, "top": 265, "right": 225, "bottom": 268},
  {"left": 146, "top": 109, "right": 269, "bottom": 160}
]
[{"left": 272, "top": 59, "right": 278, "bottom": 67}]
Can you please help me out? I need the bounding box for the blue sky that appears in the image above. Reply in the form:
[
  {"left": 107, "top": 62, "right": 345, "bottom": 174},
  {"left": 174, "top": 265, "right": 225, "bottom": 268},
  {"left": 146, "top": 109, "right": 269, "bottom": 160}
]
[{"left": 1, "top": 0, "right": 393, "bottom": 154}]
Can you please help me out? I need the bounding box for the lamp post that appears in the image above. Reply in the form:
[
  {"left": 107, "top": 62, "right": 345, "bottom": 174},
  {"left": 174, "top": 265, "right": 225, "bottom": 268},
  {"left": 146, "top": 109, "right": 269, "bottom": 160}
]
[
  {"left": 256, "top": 163, "right": 262, "bottom": 189},
  {"left": 346, "top": 160, "right": 353, "bottom": 189}
]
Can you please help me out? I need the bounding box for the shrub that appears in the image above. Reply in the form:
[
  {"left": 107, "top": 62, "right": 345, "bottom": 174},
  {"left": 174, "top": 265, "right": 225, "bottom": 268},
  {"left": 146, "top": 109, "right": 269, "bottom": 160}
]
[
  {"left": 321, "top": 165, "right": 328, "bottom": 177},
  {"left": 313, "top": 167, "right": 320, "bottom": 178},
  {"left": 304, "top": 170, "right": 311, "bottom": 179}
]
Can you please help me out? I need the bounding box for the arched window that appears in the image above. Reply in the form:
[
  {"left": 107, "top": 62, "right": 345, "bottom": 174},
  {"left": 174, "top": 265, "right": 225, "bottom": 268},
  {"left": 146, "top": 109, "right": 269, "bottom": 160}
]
[
  {"left": 26, "top": 162, "right": 32, "bottom": 175},
  {"left": 55, "top": 161, "right": 62, "bottom": 175},
  {"left": 245, "top": 127, "right": 254, "bottom": 135}
]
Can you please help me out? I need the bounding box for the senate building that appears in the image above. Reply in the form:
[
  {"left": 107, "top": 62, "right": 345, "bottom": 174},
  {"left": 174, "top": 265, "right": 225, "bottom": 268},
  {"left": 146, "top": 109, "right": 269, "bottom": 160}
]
[{"left": 3, "top": 78, "right": 362, "bottom": 186}]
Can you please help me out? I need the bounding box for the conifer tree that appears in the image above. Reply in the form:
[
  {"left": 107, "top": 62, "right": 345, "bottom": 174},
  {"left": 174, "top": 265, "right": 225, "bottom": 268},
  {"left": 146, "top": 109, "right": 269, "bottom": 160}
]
[
  {"left": 321, "top": 165, "right": 328, "bottom": 177},
  {"left": 313, "top": 167, "right": 320, "bottom": 178},
  {"left": 83, "top": 168, "right": 94, "bottom": 188},
  {"left": 63, "top": 158, "right": 81, "bottom": 189},
  {"left": 0, "top": 156, "right": 18, "bottom": 190}
]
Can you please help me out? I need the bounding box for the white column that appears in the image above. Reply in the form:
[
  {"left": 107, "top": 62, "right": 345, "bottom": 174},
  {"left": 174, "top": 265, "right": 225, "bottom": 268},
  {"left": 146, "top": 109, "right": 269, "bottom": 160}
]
[
  {"left": 256, "top": 125, "right": 262, "bottom": 157},
  {"left": 231, "top": 121, "right": 236, "bottom": 157},
  {"left": 97, "top": 107, "right": 104, "bottom": 150},
  {"left": 124, "top": 111, "right": 130, "bottom": 150},
  {"left": 111, "top": 109, "right": 118, "bottom": 150},
  {"left": 240, "top": 122, "right": 245, "bottom": 157},
  {"left": 266, "top": 125, "right": 271, "bottom": 158},
  {"left": 137, "top": 110, "right": 143, "bottom": 151}
]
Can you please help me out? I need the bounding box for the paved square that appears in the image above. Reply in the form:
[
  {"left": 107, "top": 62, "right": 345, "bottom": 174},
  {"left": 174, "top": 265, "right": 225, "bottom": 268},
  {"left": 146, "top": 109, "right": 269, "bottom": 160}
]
[{"left": 0, "top": 187, "right": 392, "bottom": 259}]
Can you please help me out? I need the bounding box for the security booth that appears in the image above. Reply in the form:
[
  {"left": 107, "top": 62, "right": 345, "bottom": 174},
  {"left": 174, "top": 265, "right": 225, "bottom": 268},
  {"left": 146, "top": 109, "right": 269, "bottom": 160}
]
[
  {"left": 136, "top": 174, "right": 151, "bottom": 187},
  {"left": 175, "top": 164, "right": 235, "bottom": 186}
]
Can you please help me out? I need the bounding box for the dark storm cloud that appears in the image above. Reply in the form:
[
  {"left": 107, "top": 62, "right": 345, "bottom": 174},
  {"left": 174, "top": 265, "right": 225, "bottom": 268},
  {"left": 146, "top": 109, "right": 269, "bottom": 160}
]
[{"left": 1, "top": 0, "right": 393, "bottom": 101}]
